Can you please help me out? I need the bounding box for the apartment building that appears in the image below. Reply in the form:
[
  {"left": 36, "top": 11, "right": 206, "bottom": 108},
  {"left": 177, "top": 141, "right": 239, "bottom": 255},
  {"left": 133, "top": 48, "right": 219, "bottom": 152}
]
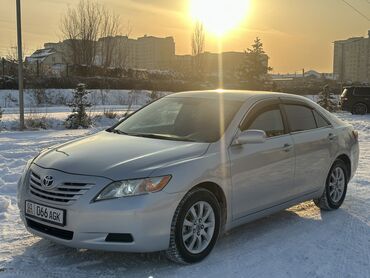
[
  {"left": 40, "top": 35, "right": 175, "bottom": 70},
  {"left": 136, "top": 36, "right": 175, "bottom": 70},
  {"left": 333, "top": 30, "right": 370, "bottom": 83}
]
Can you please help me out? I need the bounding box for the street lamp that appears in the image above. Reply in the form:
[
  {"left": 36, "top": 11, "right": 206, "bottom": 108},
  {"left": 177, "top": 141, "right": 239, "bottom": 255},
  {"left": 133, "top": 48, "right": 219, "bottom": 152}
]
[{"left": 16, "top": 0, "right": 25, "bottom": 130}]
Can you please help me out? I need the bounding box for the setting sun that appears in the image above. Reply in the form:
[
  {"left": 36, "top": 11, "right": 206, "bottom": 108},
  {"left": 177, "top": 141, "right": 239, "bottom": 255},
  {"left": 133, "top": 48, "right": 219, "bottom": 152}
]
[{"left": 189, "top": 0, "right": 251, "bottom": 36}]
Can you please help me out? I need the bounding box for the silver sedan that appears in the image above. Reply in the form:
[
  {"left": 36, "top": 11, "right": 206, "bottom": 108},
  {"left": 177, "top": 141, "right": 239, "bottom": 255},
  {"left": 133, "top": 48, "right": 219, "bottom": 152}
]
[{"left": 18, "top": 90, "right": 359, "bottom": 264}]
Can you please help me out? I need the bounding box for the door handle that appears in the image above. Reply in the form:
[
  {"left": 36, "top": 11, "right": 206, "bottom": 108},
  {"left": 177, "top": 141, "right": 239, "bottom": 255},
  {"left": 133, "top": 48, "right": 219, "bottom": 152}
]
[
  {"left": 328, "top": 133, "right": 337, "bottom": 141},
  {"left": 282, "top": 143, "right": 293, "bottom": 152}
]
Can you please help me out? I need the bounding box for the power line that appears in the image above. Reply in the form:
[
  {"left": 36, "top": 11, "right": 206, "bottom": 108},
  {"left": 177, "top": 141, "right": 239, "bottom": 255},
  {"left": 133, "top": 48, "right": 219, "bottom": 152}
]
[{"left": 340, "top": 0, "right": 370, "bottom": 21}]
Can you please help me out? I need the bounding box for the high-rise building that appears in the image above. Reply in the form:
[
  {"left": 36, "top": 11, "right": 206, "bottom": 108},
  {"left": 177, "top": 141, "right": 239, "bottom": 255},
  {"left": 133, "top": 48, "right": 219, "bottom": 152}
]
[
  {"left": 333, "top": 30, "right": 370, "bottom": 83},
  {"left": 136, "top": 36, "right": 175, "bottom": 70},
  {"left": 97, "top": 35, "right": 175, "bottom": 70}
]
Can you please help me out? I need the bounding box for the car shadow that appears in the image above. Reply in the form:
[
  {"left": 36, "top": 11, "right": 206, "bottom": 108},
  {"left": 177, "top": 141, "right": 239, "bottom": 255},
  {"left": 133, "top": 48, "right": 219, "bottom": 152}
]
[{"left": 2, "top": 201, "right": 370, "bottom": 278}]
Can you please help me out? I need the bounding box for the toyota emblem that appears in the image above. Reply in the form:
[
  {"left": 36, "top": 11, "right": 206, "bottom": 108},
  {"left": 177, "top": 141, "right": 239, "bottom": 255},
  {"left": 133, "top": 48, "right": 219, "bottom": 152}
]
[{"left": 42, "top": 176, "right": 54, "bottom": 189}]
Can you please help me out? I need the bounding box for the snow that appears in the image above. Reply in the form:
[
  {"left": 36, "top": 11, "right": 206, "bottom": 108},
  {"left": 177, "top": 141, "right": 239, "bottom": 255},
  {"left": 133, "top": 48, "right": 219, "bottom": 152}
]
[
  {"left": 0, "top": 113, "right": 370, "bottom": 277},
  {"left": 0, "top": 89, "right": 165, "bottom": 109}
]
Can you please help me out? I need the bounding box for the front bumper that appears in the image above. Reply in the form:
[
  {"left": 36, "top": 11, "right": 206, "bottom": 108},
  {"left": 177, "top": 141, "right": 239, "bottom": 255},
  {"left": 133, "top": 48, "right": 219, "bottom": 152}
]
[{"left": 18, "top": 165, "right": 183, "bottom": 253}]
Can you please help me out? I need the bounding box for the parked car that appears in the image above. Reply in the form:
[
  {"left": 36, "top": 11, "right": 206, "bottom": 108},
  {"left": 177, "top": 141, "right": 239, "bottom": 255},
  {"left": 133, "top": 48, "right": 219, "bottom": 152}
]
[
  {"left": 18, "top": 90, "right": 359, "bottom": 264},
  {"left": 340, "top": 86, "right": 370, "bottom": 115}
]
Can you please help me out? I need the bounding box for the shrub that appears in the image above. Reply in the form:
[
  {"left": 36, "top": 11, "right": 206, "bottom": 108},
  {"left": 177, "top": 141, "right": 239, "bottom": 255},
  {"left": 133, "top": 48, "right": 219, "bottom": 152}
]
[
  {"left": 31, "top": 88, "right": 48, "bottom": 106},
  {"left": 0, "top": 106, "right": 4, "bottom": 124},
  {"left": 25, "top": 112, "right": 51, "bottom": 129},
  {"left": 64, "top": 83, "right": 92, "bottom": 129},
  {"left": 103, "top": 109, "right": 118, "bottom": 119},
  {"left": 147, "top": 90, "right": 161, "bottom": 103}
]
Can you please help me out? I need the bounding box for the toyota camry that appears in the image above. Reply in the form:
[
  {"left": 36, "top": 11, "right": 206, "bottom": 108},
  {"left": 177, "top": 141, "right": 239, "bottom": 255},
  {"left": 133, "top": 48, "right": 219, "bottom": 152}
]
[{"left": 17, "top": 90, "right": 359, "bottom": 264}]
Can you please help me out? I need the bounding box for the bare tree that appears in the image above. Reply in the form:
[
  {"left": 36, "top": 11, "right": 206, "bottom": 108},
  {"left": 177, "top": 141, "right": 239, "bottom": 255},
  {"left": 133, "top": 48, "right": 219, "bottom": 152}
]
[
  {"left": 60, "top": 0, "right": 103, "bottom": 66},
  {"left": 6, "top": 43, "right": 27, "bottom": 63},
  {"left": 116, "top": 22, "right": 133, "bottom": 69},
  {"left": 191, "top": 21, "right": 205, "bottom": 76},
  {"left": 61, "top": 0, "right": 124, "bottom": 69},
  {"left": 100, "top": 8, "right": 121, "bottom": 68}
]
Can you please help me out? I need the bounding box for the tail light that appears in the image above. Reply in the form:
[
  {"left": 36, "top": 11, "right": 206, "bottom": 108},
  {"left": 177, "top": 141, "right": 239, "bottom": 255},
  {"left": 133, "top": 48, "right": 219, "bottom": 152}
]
[{"left": 352, "top": 130, "right": 359, "bottom": 141}]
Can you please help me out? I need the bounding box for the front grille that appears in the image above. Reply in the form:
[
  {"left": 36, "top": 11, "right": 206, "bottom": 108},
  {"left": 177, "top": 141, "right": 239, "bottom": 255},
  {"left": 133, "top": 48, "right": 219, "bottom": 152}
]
[
  {"left": 26, "top": 218, "right": 73, "bottom": 240},
  {"left": 29, "top": 171, "right": 93, "bottom": 204}
]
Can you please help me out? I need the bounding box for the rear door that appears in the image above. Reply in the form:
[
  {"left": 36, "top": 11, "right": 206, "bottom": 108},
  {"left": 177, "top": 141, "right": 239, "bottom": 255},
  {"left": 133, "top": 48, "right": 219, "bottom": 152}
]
[
  {"left": 229, "top": 99, "right": 295, "bottom": 219},
  {"left": 281, "top": 99, "right": 337, "bottom": 195}
]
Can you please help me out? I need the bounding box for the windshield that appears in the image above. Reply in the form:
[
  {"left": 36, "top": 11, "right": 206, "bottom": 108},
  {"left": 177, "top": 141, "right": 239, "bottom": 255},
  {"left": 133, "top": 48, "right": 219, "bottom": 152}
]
[{"left": 112, "top": 97, "right": 243, "bottom": 143}]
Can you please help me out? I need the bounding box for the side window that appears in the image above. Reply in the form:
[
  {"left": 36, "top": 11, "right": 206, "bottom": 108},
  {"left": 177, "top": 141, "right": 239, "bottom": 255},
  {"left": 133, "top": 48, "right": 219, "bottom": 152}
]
[
  {"left": 313, "top": 110, "right": 331, "bottom": 128},
  {"left": 284, "top": 104, "right": 316, "bottom": 132},
  {"left": 242, "top": 106, "right": 285, "bottom": 138},
  {"left": 354, "top": 87, "right": 370, "bottom": 96}
]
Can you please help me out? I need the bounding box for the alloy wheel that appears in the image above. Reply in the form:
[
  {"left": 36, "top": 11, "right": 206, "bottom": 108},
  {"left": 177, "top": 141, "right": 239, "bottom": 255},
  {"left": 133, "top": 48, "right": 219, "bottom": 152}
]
[
  {"left": 328, "top": 166, "right": 346, "bottom": 203},
  {"left": 181, "top": 201, "right": 215, "bottom": 254}
]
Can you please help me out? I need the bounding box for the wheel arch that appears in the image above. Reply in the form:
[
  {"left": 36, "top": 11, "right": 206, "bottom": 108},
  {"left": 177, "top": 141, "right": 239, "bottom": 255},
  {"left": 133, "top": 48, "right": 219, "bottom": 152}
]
[
  {"left": 336, "top": 154, "right": 351, "bottom": 179},
  {"left": 191, "top": 182, "right": 228, "bottom": 233}
]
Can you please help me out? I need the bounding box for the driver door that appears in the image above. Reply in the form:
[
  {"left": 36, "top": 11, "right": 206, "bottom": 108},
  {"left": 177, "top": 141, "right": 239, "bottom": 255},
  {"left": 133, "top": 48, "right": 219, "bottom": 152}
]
[{"left": 229, "top": 99, "right": 295, "bottom": 220}]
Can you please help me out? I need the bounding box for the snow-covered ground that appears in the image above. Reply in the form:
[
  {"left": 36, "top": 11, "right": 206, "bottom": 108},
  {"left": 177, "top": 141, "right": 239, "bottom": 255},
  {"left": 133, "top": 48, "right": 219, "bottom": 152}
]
[
  {"left": 0, "top": 89, "right": 169, "bottom": 130},
  {"left": 0, "top": 113, "right": 369, "bottom": 278}
]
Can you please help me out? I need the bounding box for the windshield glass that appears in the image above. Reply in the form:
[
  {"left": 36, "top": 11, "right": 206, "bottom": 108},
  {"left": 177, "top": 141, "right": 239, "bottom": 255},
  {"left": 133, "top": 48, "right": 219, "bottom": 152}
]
[{"left": 113, "top": 97, "right": 243, "bottom": 143}]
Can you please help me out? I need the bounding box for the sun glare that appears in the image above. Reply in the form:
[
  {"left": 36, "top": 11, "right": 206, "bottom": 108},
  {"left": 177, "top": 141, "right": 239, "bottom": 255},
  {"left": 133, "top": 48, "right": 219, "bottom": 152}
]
[{"left": 189, "top": 0, "right": 250, "bottom": 36}]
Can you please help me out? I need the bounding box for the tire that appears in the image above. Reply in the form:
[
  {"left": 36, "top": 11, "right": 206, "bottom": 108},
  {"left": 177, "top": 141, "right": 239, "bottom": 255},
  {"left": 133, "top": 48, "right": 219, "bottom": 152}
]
[
  {"left": 165, "top": 187, "right": 221, "bottom": 264},
  {"left": 352, "top": 103, "right": 368, "bottom": 115},
  {"left": 314, "top": 159, "right": 348, "bottom": 210}
]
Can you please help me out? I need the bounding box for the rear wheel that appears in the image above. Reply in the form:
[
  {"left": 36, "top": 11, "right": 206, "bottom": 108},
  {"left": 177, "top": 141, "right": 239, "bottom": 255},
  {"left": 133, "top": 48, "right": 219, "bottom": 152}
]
[
  {"left": 166, "top": 188, "right": 221, "bottom": 264},
  {"left": 352, "top": 103, "right": 368, "bottom": 115},
  {"left": 314, "top": 159, "right": 348, "bottom": 210}
]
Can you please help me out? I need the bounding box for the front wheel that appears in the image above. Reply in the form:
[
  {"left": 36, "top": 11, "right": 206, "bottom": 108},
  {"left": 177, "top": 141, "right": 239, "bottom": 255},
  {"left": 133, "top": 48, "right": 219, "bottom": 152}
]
[
  {"left": 166, "top": 188, "right": 221, "bottom": 264},
  {"left": 314, "top": 159, "right": 348, "bottom": 210}
]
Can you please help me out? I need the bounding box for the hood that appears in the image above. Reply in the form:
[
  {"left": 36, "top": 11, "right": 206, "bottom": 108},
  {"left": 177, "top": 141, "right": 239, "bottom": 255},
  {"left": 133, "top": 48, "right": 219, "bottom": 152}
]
[{"left": 34, "top": 131, "right": 209, "bottom": 180}]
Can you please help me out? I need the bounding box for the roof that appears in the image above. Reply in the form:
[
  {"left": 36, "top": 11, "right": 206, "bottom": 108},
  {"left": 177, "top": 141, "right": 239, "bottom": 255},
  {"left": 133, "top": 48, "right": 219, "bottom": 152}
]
[
  {"left": 167, "top": 90, "right": 294, "bottom": 101},
  {"left": 25, "top": 48, "right": 57, "bottom": 63}
]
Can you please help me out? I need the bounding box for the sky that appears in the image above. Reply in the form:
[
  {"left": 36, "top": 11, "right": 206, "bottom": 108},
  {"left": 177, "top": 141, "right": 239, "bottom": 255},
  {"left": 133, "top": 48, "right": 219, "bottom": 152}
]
[{"left": 0, "top": 0, "right": 369, "bottom": 73}]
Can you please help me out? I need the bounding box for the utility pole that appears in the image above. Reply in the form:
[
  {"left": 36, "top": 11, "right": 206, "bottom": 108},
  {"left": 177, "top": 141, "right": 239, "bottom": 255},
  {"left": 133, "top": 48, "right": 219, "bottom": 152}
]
[
  {"left": 2, "top": 58, "right": 5, "bottom": 78},
  {"left": 16, "top": 0, "right": 25, "bottom": 130}
]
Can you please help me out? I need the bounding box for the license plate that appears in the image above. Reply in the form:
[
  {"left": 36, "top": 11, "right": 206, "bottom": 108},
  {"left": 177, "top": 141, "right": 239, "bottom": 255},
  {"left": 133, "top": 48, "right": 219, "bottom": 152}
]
[{"left": 25, "top": 201, "right": 66, "bottom": 226}]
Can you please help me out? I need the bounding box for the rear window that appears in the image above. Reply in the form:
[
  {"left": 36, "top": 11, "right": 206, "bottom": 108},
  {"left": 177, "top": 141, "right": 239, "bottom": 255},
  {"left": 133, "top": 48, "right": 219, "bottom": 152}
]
[
  {"left": 354, "top": 87, "right": 370, "bottom": 96},
  {"left": 284, "top": 105, "right": 317, "bottom": 132}
]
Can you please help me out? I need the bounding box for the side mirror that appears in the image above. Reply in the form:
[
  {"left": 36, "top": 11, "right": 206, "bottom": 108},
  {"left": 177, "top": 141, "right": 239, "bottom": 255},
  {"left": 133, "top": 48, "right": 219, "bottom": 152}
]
[{"left": 233, "top": 129, "right": 267, "bottom": 145}]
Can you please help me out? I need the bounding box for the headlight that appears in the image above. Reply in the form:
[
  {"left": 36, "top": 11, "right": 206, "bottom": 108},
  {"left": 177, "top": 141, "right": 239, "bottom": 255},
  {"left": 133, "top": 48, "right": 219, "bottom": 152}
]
[{"left": 94, "top": 175, "right": 172, "bottom": 201}]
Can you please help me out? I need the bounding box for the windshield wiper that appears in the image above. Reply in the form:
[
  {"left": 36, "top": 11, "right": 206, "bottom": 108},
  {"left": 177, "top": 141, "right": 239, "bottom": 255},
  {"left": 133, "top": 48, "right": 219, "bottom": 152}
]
[
  {"left": 128, "top": 133, "right": 196, "bottom": 142},
  {"left": 108, "top": 129, "right": 128, "bottom": 135}
]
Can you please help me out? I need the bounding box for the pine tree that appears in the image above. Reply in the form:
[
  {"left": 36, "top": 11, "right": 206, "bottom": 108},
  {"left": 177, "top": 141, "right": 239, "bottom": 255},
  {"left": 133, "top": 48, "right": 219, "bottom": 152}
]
[
  {"left": 65, "top": 83, "right": 92, "bottom": 128},
  {"left": 317, "top": 85, "right": 337, "bottom": 112},
  {"left": 239, "top": 37, "right": 272, "bottom": 90}
]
